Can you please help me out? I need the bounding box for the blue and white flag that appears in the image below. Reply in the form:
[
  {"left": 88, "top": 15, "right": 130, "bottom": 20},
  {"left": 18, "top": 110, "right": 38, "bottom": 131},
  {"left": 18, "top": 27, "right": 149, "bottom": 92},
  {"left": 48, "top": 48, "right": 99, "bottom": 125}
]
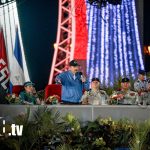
[{"left": 10, "top": 28, "right": 25, "bottom": 87}]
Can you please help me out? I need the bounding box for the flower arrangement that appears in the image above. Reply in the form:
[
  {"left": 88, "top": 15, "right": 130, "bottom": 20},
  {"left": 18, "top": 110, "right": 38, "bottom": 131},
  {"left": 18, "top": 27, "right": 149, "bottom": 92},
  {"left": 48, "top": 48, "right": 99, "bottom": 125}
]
[
  {"left": 45, "top": 95, "right": 60, "bottom": 104},
  {"left": 5, "top": 94, "right": 20, "bottom": 104},
  {"left": 109, "top": 95, "right": 120, "bottom": 105}
]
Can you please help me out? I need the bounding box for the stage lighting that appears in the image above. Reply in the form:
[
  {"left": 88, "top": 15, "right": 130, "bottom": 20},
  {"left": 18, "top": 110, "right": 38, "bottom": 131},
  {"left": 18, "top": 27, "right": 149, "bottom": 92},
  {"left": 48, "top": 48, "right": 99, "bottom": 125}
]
[
  {"left": 87, "top": 0, "right": 122, "bottom": 7},
  {"left": 0, "top": 0, "right": 14, "bottom": 5},
  {"left": 144, "top": 46, "right": 150, "bottom": 56},
  {"left": 88, "top": 0, "right": 107, "bottom": 7}
]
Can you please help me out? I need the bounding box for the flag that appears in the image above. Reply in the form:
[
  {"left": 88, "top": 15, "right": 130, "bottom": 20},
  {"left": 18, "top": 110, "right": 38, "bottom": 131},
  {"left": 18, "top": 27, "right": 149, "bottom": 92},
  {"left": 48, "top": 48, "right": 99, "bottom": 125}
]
[
  {"left": 0, "top": 28, "right": 9, "bottom": 101},
  {"left": 10, "top": 27, "right": 25, "bottom": 92}
]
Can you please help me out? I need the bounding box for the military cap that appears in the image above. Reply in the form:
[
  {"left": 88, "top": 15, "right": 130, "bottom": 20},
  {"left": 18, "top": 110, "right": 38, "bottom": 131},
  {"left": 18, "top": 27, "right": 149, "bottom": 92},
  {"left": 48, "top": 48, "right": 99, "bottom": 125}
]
[
  {"left": 138, "top": 69, "right": 146, "bottom": 75},
  {"left": 121, "top": 78, "right": 130, "bottom": 83},
  {"left": 24, "top": 81, "right": 35, "bottom": 87},
  {"left": 92, "top": 78, "right": 100, "bottom": 82}
]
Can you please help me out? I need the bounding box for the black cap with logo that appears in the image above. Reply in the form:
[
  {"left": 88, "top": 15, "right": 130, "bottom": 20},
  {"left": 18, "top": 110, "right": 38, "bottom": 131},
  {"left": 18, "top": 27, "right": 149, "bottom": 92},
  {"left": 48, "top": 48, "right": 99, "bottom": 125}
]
[
  {"left": 138, "top": 69, "right": 146, "bottom": 75},
  {"left": 92, "top": 78, "right": 100, "bottom": 82},
  {"left": 121, "top": 78, "right": 130, "bottom": 83},
  {"left": 69, "top": 60, "right": 80, "bottom": 66}
]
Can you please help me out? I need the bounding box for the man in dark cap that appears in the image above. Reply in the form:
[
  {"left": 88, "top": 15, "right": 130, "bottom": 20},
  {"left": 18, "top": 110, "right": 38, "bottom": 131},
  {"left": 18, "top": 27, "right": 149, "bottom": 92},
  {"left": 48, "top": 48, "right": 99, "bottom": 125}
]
[
  {"left": 134, "top": 69, "right": 147, "bottom": 104},
  {"left": 134, "top": 69, "right": 146, "bottom": 91},
  {"left": 110, "top": 78, "right": 139, "bottom": 105},
  {"left": 19, "top": 81, "right": 41, "bottom": 105},
  {"left": 55, "top": 60, "right": 89, "bottom": 104},
  {"left": 81, "top": 78, "right": 108, "bottom": 105}
]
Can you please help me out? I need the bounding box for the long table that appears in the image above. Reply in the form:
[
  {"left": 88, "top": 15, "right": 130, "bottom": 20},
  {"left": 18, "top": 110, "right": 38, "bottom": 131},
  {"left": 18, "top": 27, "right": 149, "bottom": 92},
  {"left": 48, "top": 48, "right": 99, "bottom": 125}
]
[{"left": 0, "top": 105, "right": 150, "bottom": 122}]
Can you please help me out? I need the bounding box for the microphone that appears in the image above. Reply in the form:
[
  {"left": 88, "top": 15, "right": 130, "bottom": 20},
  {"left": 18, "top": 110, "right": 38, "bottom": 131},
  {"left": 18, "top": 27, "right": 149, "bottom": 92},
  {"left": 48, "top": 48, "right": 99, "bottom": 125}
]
[
  {"left": 79, "top": 72, "right": 86, "bottom": 84},
  {"left": 78, "top": 72, "right": 83, "bottom": 79},
  {"left": 78, "top": 72, "right": 84, "bottom": 90},
  {"left": 79, "top": 72, "right": 83, "bottom": 76}
]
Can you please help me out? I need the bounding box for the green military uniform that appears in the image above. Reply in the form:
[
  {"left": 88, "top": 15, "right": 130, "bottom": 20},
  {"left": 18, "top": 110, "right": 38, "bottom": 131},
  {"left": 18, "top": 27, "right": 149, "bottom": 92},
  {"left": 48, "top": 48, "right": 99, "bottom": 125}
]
[
  {"left": 110, "top": 89, "right": 139, "bottom": 105},
  {"left": 134, "top": 79, "right": 148, "bottom": 104},
  {"left": 134, "top": 70, "right": 147, "bottom": 104},
  {"left": 134, "top": 79, "right": 147, "bottom": 92},
  {"left": 19, "top": 91, "right": 38, "bottom": 105},
  {"left": 81, "top": 89, "right": 108, "bottom": 105},
  {"left": 144, "top": 79, "right": 150, "bottom": 105}
]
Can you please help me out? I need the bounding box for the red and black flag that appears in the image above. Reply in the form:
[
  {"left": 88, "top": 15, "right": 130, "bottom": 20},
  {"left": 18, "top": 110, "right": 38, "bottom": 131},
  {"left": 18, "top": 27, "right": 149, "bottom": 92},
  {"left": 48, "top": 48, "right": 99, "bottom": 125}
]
[{"left": 0, "top": 28, "right": 9, "bottom": 102}]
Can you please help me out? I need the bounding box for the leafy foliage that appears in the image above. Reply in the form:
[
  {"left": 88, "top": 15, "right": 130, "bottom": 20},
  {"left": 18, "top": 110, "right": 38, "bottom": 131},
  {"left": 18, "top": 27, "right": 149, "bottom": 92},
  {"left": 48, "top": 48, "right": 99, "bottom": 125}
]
[
  {"left": 130, "top": 120, "right": 150, "bottom": 150},
  {"left": 0, "top": 108, "right": 150, "bottom": 150}
]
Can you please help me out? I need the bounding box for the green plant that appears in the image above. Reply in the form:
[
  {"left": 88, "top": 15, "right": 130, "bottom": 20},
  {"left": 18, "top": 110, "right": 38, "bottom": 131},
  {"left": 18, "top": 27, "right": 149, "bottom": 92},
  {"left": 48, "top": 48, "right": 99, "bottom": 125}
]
[
  {"left": 103, "top": 76, "right": 122, "bottom": 96},
  {"left": 62, "top": 113, "right": 81, "bottom": 136},
  {"left": 0, "top": 139, "right": 20, "bottom": 150},
  {"left": 5, "top": 94, "right": 21, "bottom": 104},
  {"left": 31, "top": 106, "right": 65, "bottom": 149},
  {"left": 130, "top": 120, "right": 150, "bottom": 150},
  {"left": 113, "top": 118, "right": 135, "bottom": 148},
  {"left": 56, "top": 144, "right": 73, "bottom": 150},
  {"left": 146, "top": 71, "right": 150, "bottom": 78},
  {"left": 1, "top": 108, "right": 150, "bottom": 150},
  {"left": 13, "top": 107, "right": 39, "bottom": 150},
  {"left": 45, "top": 95, "right": 60, "bottom": 104},
  {"left": 11, "top": 107, "right": 65, "bottom": 150}
]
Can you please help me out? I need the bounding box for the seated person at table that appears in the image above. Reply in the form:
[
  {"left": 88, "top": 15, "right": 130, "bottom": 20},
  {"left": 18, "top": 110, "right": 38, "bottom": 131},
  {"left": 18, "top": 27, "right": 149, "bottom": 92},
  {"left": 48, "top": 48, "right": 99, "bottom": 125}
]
[
  {"left": 110, "top": 78, "right": 140, "bottom": 105},
  {"left": 144, "top": 79, "right": 150, "bottom": 105},
  {"left": 19, "top": 81, "right": 41, "bottom": 105},
  {"left": 81, "top": 78, "right": 108, "bottom": 105},
  {"left": 134, "top": 69, "right": 147, "bottom": 104}
]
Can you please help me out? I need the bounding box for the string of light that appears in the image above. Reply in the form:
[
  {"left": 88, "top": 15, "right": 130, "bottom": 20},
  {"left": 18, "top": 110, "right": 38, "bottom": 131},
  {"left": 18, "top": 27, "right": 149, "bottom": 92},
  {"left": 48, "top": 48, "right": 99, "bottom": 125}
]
[{"left": 86, "top": 0, "right": 144, "bottom": 86}]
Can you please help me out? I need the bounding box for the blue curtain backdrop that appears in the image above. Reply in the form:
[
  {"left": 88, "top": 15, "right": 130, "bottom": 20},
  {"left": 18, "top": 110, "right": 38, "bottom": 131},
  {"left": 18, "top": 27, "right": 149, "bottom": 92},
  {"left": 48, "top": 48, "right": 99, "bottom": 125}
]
[{"left": 86, "top": 0, "right": 144, "bottom": 86}]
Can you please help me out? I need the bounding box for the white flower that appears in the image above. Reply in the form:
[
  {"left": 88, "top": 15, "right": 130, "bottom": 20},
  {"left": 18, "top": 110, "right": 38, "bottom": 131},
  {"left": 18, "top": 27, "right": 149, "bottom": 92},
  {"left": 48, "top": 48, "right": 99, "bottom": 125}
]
[
  {"left": 12, "top": 94, "right": 16, "bottom": 98},
  {"left": 71, "top": 128, "right": 74, "bottom": 131}
]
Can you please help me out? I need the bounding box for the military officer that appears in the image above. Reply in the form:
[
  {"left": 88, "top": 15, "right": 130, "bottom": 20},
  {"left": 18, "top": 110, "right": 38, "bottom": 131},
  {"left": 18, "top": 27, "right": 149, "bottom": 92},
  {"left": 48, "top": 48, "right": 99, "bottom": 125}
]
[
  {"left": 134, "top": 69, "right": 147, "bottom": 104},
  {"left": 81, "top": 78, "right": 108, "bottom": 105},
  {"left": 144, "top": 79, "right": 150, "bottom": 105},
  {"left": 110, "top": 78, "right": 139, "bottom": 105},
  {"left": 19, "top": 81, "right": 41, "bottom": 105}
]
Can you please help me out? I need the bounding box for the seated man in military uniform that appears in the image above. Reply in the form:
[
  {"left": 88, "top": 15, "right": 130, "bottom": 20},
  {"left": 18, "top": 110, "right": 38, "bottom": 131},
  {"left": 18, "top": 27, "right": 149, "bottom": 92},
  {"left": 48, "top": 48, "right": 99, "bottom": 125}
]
[
  {"left": 19, "top": 81, "right": 41, "bottom": 105},
  {"left": 110, "top": 78, "right": 139, "bottom": 105},
  {"left": 144, "top": 79, "right": 150, "bottom": 105},
  {"left": 134, "top": 69, "right": 147, "bottom": 104},
  {"left": 81, "top": 78, "right": 108, "bottom": 105}
]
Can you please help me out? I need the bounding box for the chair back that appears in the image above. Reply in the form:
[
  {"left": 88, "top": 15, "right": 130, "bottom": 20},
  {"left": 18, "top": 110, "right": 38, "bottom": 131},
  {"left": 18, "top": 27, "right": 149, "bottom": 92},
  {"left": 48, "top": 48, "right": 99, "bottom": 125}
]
[{"left": 45, "top": 84, "right": 62, "bottom": 102}]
